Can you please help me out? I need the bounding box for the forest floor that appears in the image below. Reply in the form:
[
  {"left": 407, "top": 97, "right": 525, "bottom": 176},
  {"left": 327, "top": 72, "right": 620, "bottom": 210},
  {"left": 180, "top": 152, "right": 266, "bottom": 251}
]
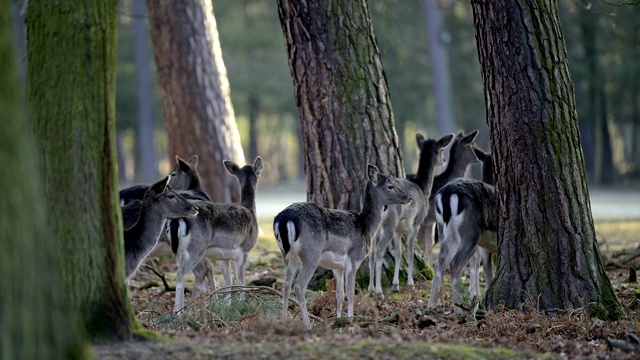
[{"left": 93, "top": 186, "right": 640, "bottom": 359}]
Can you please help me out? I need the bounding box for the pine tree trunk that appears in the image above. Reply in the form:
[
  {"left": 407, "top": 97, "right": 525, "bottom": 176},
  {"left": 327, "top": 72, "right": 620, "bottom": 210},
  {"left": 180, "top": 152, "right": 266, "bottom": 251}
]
[
  {"left": 277, "top": 0, "right": 404, "bottom": 211},
  {"left": 1, "top": 2, "right": 85, "bottom": 356},
  {"left": 146, "top": 0, "right": 245, "bottom": 203},
  {"left": 26, "top": 0, "right": 134, "bottom": 338},
  {"left": 471, "top": 1, "right": 621, "bottom": 320}
]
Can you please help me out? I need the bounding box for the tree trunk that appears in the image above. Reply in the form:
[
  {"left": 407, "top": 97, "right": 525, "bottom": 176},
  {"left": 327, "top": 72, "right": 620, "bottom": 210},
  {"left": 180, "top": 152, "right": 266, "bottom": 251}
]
[
  {"left": 423, "top": 0, "right": 455, "bottom": 135},
  {"left": 133, "top": 0, "right": 158, "bottom": 183},
  {"left": 146, "top": 0, "right": 245, "bottom": 203},
  {"left": 277, "top": 0, "right": 404, "bottom": 211},
  {"left": 26, "top": 0, "right": 134, "bottom": 338},
  {"left": 471, "top": 1, "right": 621, "bottom": 320},
  {"left": 1, "top": 2, "right": 85, "bottom": 356},
  {"left": 248, "top": 92, "right": 259, "bottom": 162}
]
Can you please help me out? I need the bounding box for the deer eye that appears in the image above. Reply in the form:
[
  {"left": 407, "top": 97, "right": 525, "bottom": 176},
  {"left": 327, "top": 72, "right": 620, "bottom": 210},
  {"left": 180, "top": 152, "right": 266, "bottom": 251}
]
[
  {"left": 387, "top": 184, "right": 394, "bottom": 190},
  {"left": 167, "top": 194, "right": 175, "bottom": 200}
]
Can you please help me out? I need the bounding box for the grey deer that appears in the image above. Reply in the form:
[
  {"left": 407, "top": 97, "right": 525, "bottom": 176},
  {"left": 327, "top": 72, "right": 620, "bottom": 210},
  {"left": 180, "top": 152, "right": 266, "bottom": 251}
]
[
  {"left": 368, "top": 134, "right": 453, "bottom": 296},
  {"left": 414, "top": 130, "right": 481, "bottom": 266},
  {"left": 172, "top": 157, "right": 263, "bottom": 313},
  {"left": 275, "top": 164, "right": 412, "bottom": 328},
  {"left": 467, "top": 147, "right": 496, "bottom": 301},
  {"left": 123, "top": 155, "right": 217, "bottom": 299},
  {"left": 122, "top": 176, "right": 198, "bottom": 279},
  {"left": 428, "top": 146, "right": 497, "bottom": 314}
]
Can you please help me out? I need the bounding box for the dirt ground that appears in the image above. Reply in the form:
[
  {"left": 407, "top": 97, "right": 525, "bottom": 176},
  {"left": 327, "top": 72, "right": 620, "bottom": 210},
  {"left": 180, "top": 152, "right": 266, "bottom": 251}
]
[{"left": 93, "top": 188, "right": 640, "bottom": 359}]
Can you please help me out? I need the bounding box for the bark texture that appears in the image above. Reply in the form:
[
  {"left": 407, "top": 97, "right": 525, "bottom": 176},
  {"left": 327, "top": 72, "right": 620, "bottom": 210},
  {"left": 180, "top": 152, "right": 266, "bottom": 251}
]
[
  {"left": 1, "top": 2, "right": 86, "bottom": 357},
  {"left": 471, "top": 1, "right": 620, "bottom": 319},
  {"left": 147, "top": 0, "right": 245, "bottom": 203},
  {"left": 277, "top": 0, "right": 403, "bottom": 211},
  {"left": 26, "top": 0, "right": 134, "bottom": 338}
]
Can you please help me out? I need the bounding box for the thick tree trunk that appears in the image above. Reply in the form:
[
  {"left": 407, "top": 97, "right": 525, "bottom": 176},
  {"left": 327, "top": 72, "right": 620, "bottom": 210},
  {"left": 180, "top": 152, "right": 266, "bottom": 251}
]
[
  {"left": 1, "top": 2, "right": 85, "bottom": 356},
  {"left": 471, "top": 1, "right": 621, "bottom": 319},
  {"left": 277, "top": 0, "right": 403, "bottom": 211},
  {"left": 26, "top": 0, "right": 134, "bottom": 338},
  {"left": 133, "top": 0, "right": 158, "bottom": 183},
  {"left": 146, "top": 0, "right": 244, "bottom": 203}
]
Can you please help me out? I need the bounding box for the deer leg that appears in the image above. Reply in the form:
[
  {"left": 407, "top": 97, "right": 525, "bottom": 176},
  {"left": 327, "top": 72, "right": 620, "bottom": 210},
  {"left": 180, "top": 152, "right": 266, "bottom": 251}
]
[
  {"left": 282, "top": 257, "right": 298, "bottom": 322},
  {"left": 392, "top": 233, "right": 402, "bottom": 292},
  {"left": 345, "top": 262, "right": 357, "bottom": 318},
  {"left": 375, "top": 227, "right": 393, "bottom": 295},
  {"left": 333, "top": 269, "right": 345, "bottom": 318},
  {"left": 450, "top": 231, "right": 481, "bottom": 315},
  {"left": 174, "top": 250, "right": 202, "bottom": 313},
  {"left": 406, "top": 226, "right": 420, "bottom": 286},
  {"left": 295, "top": 259, "right": 319, "bottom": 328},
  {"left": 367, "top": 240, "right": 375, "bottom": 293}
]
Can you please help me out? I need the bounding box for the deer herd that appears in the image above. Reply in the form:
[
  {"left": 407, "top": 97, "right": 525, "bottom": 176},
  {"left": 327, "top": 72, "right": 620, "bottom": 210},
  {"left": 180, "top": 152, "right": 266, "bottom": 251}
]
[{"left": 121, "top": 130, "right": 498, "bottom": 327}]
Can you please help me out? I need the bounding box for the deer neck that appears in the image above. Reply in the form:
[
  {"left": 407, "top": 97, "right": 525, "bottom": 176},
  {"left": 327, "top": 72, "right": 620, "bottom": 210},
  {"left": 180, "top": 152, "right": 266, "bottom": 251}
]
[
  {"left": 439, "top": 151, "right": 470, "bottom": 184},
  {"left": 239, "top": 181, "right": 257, "bottom": 214},
  {"left": 414, "top": 155, "right": 438, "bottom": 194},
  {"left": 357, "top": 182, "right": 384, "bottom": 242}
]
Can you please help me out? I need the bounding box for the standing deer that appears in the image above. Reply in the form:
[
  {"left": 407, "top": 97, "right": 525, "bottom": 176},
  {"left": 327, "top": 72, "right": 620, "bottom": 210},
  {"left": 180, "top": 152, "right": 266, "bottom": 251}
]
[
  {"left": 428, "top": 146, "right": 497, "bottom": 314},
  {"left": 122, "top": 176, "right": 198, "bottom": 279},
  {"left": 172, "top": 157, "right": 263, "bottom": 312},
  {"left": 416, "top": 130, "right": 481, "bottom": 265},
  {"left": 368, "top": 134, "right": 453, "bottom": 296},
  {"left": 275, "top": 164, "right": 412, "bottom": 328},
  {"left": 121, "top": 155, "right": 216, "bottom": 298}
]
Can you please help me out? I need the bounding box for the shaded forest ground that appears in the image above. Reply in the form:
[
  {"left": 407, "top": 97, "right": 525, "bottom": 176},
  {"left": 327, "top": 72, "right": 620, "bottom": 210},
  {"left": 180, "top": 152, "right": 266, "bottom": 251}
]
[{"left": 94, "top": 187, "right": 640, "bottom": 359}]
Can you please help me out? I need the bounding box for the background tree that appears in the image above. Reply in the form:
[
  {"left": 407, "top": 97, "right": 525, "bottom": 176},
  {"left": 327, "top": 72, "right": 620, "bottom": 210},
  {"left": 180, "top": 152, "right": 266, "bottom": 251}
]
[
  {"left": 471, "top": 1, "right": 621, "bottom": 319},
  {"left": 1, "top": 1, "right": 85, "bottom": 356},
  {"left": 276, "top": 0, "right": 404, "bottom": 211},
  {"left": 133, "top": 0, "right": 158, "bottom": 183},
  {"left": 146, "top": 0, "right": 245, "bottom": 203},
  {"left": 26, "top": 0, "right": 134, "bottom": 338}
]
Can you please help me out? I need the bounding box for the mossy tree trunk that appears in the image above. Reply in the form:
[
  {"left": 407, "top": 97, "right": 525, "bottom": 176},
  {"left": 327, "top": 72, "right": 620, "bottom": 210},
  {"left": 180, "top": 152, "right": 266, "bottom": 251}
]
[
  {"left": 1, "top": 1, "right": 85, "bottom": 357},
  {"left": 146, "top": 0, "right": 245, "bottom": 203},
  {"left": 471, "top": 1, "right": 621, "bottom": 320},
  {"left": 277, "top": 0, "right": 404, "bottom": 211},
  {"left": 26, "top": 0, "right": 134, "bottom": 339}
]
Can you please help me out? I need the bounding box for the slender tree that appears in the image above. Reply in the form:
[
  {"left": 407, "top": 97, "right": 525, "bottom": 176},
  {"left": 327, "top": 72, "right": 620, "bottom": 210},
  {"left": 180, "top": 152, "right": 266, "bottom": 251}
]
[
  {"left": 26, "top": 0, "right": 135, "bottom": 338},
  {"left": 146, "top": 0, "right": 245, "bottom": 203},
  {"left": 133, "top": 0, "right": 159, "bottom": 183},
  {"left": 277, "top": 0, "right": 403, "bottom": 211},
  {"left": 470, "top": 1, "right": 621, "bottom": 319}
]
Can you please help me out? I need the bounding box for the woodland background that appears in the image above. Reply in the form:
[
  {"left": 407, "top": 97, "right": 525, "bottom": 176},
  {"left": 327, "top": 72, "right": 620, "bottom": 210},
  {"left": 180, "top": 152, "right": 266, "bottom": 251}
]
[{"left": 11, "top": 0, "right": 636, "bottom": 188}]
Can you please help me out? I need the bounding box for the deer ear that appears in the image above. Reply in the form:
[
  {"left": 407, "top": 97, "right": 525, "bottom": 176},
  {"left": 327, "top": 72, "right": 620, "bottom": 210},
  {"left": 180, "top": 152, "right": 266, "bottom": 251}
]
[
  {"left": 462, "top": 130, "right": 479, "bottom": 144},
  {"left": 437, "top": 134, "right": 455, "bottom": 148},
  {"left": 253, "top": 156, "right": 263, "bottom": 176},
  {"left": 472, "top": 145, "right": 488, "bottom": 161},
  {"left": 223, "top": 160, "right": 240, "bottom": 175},
  {"left": 149, "top": 176, "right": 170, "bottom": 197},
  {"left": 188, "top": 155, "right": 199, "bottom": 167},
  {"left": 415, "top": 133, "right": 425, "bottom": 146},
  {"left": 367, "top": 164, "right": 381, "bottom": 185}
]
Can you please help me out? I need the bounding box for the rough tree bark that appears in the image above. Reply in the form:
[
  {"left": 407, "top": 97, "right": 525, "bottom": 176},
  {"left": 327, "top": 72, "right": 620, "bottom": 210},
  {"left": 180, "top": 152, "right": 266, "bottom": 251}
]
[
  {"left": 277, "top": 0, "right": 404, "bottom": 211},
  {"left": 471, "top": 1, "right": 621, "bottom": 319},
  {"left": 1, "top": 1, "right": 85, "bottom": 356},
  {"left": 147, "top": 0, "right": 245, "bottom": 203},
  {"left": 26, "top": 0, "right": 135, "bottom": 338}
]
